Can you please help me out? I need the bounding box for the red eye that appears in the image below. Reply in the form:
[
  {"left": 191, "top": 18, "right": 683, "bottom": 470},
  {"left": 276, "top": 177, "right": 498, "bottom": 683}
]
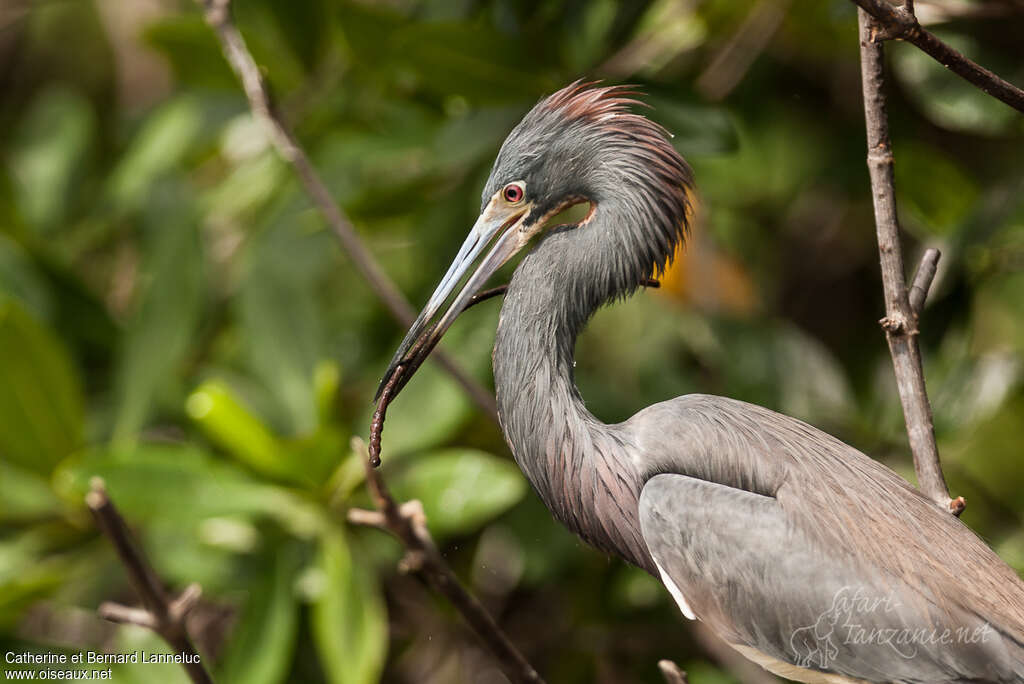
[{"left": 503, "top": 183, "right": 524, "bottom": 203}]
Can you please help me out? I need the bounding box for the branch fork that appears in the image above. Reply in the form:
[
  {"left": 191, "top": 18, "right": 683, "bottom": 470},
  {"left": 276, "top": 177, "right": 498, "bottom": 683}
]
[
  {"left": 347, "top": 439, "right": 545, "bottom": 683},
  {"left": 348, "top": 501, "right": 430, "bottom": 573},
  {"left": 86, "top": 479, "right": 213, "bottom": 684},
  {"left": 854, "top": 0, "right": 1024, "bottom": 112},
  {"left": 866, "top": 3, "right": 918, "bottom": 42},
  {"left": 98, "top": 584, "right": 202, "bottom": 631}
]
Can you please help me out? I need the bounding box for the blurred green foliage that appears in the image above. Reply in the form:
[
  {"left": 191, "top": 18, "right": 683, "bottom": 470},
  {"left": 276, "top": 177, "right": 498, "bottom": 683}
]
[{"left": 0, "top": 0, "right": 1022, "bottom": 682}]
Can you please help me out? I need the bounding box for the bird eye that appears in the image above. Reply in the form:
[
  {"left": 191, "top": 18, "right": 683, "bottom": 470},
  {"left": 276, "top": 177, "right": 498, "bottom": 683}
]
[{"left": 503, "top": 183, "right": 525, "bottom": 203}]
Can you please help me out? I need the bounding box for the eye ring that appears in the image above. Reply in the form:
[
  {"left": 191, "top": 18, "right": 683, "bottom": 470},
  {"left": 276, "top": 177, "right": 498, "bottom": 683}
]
[{"left": 502, "top": 183, "right": 525, "bottom": 204}]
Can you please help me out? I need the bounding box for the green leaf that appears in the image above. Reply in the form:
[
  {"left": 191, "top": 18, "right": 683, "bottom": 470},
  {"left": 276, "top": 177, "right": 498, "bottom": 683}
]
[
  {"left": 112, "top": 185, "right": 205, "bottom": 443},
  {"left": 230, "top": 0, "right": 310, "bottom": 94},
  {"left": 281, "top": 425, "right": 349, "bottom": 490},
  {"left": 186, "top": 378, "right": 341, "bottom": 487},
  {"left": 7, "top": 87, "right": 95, "bottom": 233},
  {"left": 315, "top": 360, "right": 342, "bottom": 424},
  {"left": 0, "top": 528, "right": 73, "bottom": 630},
  {"left": 263, "top": 0, "right": 329, "bottom": 72},
  {"left": 430, "top": 107, "right": 523, "bottom": 171},
  {"left": 562, "top": 0, "right": 617, "bottom": 72},
  {"left": 202, "top": 147, "right": 285, "bottom": 221},
  {"left": 0, "top": 462, "right": 62, "bottom": 521},
  {"left": 110, "top": 627, "right": 191, "bottom": 684},
  {"left": 0, "top": 233, "right": 53, "bottom": 321},
  {"left": 219, "top": 550, "right": 300, "bottom": 684},
  {"left": 53, "top": 443, "right": 326, "bottom": 537},
  {"left": 144, "top": 520, "right": 249, "bottom": 593},
  {"left": 945, "top": 396, "right": 1024, "bottom": 513},
  {"left": 895, "top": 142, "right": 978, "bottom": 236},
  {"left": 186, "top": 380, "right": 294, "bottom": 481},
  {"left": 773, "top": 324, "right": 855, "bottom": 425},
  {"left": 692, "top": 113, "right": 822, "bottom": 210},
  {"left": 996, "top": 529, "right": 1024, "bottom": 576},
  {"left": 645, "top": 94, "right": 738, "bottom": 157},
  {"left": 0, "top": 300, "right": 83, "bottom": 472},
  {"left": 389, "top": 22, "right": 551, "bottom": 102},
  {"left": 107, "top": 95, "right": 204, "bottom": 213},
  {"left": 680, "top": 661, "right": 740, "bottom": 684},
  {"left": 236, "top": 252, "right": 323, "bottom": 437},
  {"left": 311, "top": 530, "right": 387, "bottom": 684},
  {"left": 144, "top": 15, "right": 237, "bottom": 90},
  {"left": 34, "top": 255, "right": 119, "bottom": 362},
  {"left": 389, "top": 449, "right": 527, "bottom": 538},
  {"left": 971, "top": 271, "right": 1024, "bottom": 354},
  {"left": 334, "top": 1, "right": 407, "bottom": 71},
  {"left": 19, "top": 0, "right": 114, "bottom": 102}
]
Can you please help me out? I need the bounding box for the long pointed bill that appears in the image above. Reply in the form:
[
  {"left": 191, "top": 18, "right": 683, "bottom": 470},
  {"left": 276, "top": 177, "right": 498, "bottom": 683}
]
[{"left": 374, "top": 200, "right": 534, "bottom": 402}]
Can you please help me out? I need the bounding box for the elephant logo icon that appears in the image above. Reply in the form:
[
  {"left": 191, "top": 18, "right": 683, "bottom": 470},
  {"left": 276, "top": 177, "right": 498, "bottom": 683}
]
[{"left": 790, "top": 602, "right": 843, "bottom": 668}]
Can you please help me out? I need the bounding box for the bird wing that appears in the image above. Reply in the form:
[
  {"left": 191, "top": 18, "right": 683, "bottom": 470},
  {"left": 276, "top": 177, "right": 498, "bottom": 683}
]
[{"left": 629, "top": 394, "right": 1024, "bottom": 683}]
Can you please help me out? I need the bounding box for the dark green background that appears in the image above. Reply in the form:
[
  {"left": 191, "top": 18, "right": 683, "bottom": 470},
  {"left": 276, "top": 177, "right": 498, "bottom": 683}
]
[{"left": 1, "top": 0, "right": 1022, "bottom": 681}]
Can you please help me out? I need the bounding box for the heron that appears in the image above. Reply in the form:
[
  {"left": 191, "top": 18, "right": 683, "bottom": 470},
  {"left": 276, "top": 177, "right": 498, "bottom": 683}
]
[{"left": 377, "top": 82, "right": 1024, "bottom": 682}]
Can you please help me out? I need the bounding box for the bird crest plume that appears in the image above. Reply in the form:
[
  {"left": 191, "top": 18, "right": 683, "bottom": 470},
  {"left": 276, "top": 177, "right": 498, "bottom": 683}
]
[{"left": 484, "top": 81, "right": 695, "bottom": 291}]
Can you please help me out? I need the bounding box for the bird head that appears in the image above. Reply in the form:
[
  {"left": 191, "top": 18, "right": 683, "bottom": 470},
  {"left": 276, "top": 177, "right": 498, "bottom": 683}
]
[{"left": 376, "top": 81, "right": 692, "bottom": 401}]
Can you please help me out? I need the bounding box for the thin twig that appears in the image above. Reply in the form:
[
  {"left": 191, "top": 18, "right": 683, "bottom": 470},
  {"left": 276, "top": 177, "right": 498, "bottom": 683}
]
[
  {"left": 347, "top": 438, "right": 545, "bottom": 684},
  {"left": 908, "top": 247, "right": 940, "bottom": 315},
  {"left": 857, "top": 10, "right": 964, "bottom": 516},
  {"left": 86, "top": 479, "right": 213, "bottom": 684},
  {"left": 368, "top": 366, "right": 402, "bottom": 467},
  {"left": 195, "top": 0, "right": 497, "bottom": 422},
  {"left": 466, "top": 284, "right": 509, "bottom": 310},
  {"left": 658, "top": 659, "right": 690, "bottom": 684},
  {"left": 851, "top": 0, "right": 1024, "bottom": 113}
]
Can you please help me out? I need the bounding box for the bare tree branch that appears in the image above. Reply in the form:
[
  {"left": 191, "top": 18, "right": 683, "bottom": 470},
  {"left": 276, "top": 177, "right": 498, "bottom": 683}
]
[
  {"left": 658, "top": 659, "right": 690, "bottom": 684},
  {"left": 195, "top": 0, "right": 497, "bottom": 422},
  {"left": 86, "top": 479, "right": 213, "bottom": 684},
  {"left": 347, "top": 438, "right": 545, "bottom": 684},
  {"left": 857, "top": 10, "right": 965, "bottom": 516},
  {"left": 851, "top": 0, "right": 1024, "bottom": 113}
]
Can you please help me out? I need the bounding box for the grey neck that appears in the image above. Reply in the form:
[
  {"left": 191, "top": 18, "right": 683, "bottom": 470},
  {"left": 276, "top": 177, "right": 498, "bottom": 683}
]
[{"left": 492, "top": 201, "right": 658, "bottom": 572}]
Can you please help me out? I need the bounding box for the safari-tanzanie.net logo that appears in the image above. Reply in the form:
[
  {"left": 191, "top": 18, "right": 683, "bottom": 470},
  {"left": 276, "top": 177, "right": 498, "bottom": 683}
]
[{"left": 789, "top": 585, "right": 994, "bottom": 669}]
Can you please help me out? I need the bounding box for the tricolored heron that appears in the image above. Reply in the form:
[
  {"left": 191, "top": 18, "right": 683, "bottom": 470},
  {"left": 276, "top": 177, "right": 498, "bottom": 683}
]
[{"left": 377, "top": 82, "right": 1024, "bottom": 682}]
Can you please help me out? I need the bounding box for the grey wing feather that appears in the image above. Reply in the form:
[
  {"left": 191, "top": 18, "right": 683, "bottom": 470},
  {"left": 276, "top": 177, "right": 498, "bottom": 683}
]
[
  {"left": 628, "top": 394, "right": 1024, "bottom": 683},
  {"left": 639, "top": 473, "right": 1024, "bottom": 683}
]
